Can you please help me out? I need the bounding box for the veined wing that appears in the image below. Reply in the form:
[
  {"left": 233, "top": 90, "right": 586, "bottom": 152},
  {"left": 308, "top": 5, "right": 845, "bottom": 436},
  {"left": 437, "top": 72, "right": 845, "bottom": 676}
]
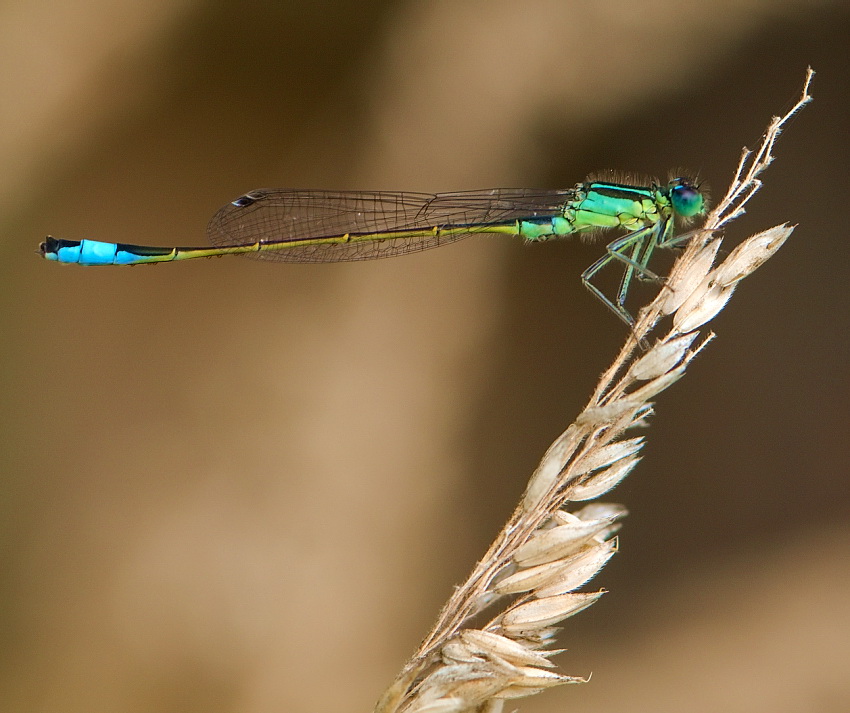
[{"left": 206, "top": 188, "right": 575, "bottom": 263}]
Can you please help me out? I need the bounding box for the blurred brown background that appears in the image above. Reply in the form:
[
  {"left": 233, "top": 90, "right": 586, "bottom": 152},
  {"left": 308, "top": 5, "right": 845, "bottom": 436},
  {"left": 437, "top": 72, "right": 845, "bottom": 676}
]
[{"left": 2, "top": 2, "right": 849, "bottom": 712}]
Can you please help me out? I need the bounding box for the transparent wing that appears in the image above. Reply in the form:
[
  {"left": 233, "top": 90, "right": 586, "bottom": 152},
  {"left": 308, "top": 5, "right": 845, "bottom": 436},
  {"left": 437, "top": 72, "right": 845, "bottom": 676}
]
[{"left": 206, "top": 188, "right": 575, "bottom": 262}]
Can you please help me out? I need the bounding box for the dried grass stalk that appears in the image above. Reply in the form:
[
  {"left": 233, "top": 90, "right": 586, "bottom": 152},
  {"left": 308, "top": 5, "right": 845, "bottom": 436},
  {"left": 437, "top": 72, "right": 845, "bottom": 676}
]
[{"left": 375, "top": 69, "right": 814, "bottom": 713}]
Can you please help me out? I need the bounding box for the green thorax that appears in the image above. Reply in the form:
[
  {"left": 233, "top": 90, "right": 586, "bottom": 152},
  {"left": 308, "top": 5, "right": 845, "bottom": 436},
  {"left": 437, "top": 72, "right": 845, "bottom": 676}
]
[
  {"left": 566, "top": 181, "right": 673, "bottom": 234},
  {"left": 516, "top": 177, "right": 704, "bottom": 243}
]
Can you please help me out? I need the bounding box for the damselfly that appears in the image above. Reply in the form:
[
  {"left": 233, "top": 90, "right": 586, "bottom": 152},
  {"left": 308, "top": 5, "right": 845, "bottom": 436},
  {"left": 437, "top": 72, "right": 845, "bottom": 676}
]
[{"left": 39, "top": 175, "right": 705, "bottom": 326}]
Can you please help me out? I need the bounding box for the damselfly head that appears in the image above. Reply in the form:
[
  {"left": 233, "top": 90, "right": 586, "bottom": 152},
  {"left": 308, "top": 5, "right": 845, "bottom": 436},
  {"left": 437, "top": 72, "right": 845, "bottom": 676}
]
[{"left": 668, "top": 177, "right": 705, "bottom": 218}]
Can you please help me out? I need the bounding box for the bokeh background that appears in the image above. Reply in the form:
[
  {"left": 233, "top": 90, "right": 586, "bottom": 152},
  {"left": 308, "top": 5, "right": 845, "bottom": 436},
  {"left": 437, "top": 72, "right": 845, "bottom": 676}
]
[{"left": 2, "top": 2, "right": 849, "bottom": 712}]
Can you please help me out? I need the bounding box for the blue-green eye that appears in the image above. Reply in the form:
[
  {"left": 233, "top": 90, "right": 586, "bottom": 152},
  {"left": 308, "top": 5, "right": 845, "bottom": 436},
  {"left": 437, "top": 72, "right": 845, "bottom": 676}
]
[{"left": 669, "top": 178, "right": 704, "bottom": 218}]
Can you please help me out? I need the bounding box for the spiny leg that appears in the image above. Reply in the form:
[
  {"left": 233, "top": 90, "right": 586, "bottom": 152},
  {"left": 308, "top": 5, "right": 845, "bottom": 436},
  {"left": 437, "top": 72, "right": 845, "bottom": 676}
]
[
  {"left": 614, "top": 220, "right": 679, "bottom": 317},
  {"left": 583, "top": 252, "right": 635, "bottom": 327},
  {"left": 615, "top": 236, "right": 649, "bottom": 315},
  {"left": 582, "top": 225, "right": 658, "bottom": 327},
  {"left": 657, "top": 225, "right": 715, "bottom": 249},
  {"left": 601, "top": 226, "right": 665, "bottom": 281},
  {"left": 630, "top": 222, "right": 665, "bottom": 284}
]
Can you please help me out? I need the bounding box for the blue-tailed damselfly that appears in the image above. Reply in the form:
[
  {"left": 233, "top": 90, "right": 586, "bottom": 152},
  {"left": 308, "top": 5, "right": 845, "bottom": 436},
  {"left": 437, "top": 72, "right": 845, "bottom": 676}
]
[{"left": 39, "top": 175, "right": 706, "bottom": 326}]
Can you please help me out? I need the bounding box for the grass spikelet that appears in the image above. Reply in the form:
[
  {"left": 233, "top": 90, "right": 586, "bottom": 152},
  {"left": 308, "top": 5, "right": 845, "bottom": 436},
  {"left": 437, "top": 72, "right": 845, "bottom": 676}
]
[{"left": 374, "top": 69, "right": 813, "bottom": 713}]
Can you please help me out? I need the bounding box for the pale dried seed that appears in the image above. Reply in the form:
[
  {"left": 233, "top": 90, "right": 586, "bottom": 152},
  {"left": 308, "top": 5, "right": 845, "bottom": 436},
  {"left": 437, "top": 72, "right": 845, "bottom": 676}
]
[
  {"left": 628, "top": 331, "right": 699, "bottom": 381},
  {"left": 405, "top": 697, "right": 468, "bottom": 713},
  {"left": 493, "top": 542, "right": 616, "bottom": 598},
  {"left": 513, "top": 517, "right": 614, "bottom": 567},
  {"left": 612, "top": 402, "right": 654, "bottom": 433},
  {"left": 594, "top": 520, "right": 623, "bottom": 542},
  {"left": 503, "top": 626, "right": 562, "bottom": 649},
  {"left": 624, "top": 364, "right": 686, "bottom": 403},
  {"left": 532, "top": 626, "right": 563, "bottom": 643},
  {"left": 576, "top": 398, "right": 643, "bottom": 427},
  {"left": 458, "top": 630, "right": 555, "bottom": 669},
  {"left": 572, "top": 437, "right": 643, "bottom": 476},
  {"left": 567, "top": 503, "right": 627, "bottom": 542},
  {"left": 435, "top": 675, "right": 509, "bottom": 705},
  {"left": 534, "top": 540, "right": 617, "bottom": 597},
  {"left": 506, "top": 667, "right": 566, "bottom": 685},
  {"left": 500, "top": 591, "right": 603, "bottom": 633},
  {"left": 494, "top": 687, "right": 546, "bottom": 699},
  {"left": 711, "top": 224, "right": 793, "bottom": 287},
  {"left": 471, "top": 590, "right": 501, "bottom": 612},
  {"left": 418, "top": 663, "right": 487, "bottom": 687},
  {"left": 569, "top": 455, "right": 639, "bottom": 501},
  {"left": 494, "top": 557, "right": 578, "bottom": 595},
  {"left": 593, "top": 520, "right": 623, "bottom": 542},
  {"left": 491, "top": 667, "right": 575, "bottom": 697},
  {"left": 495, "top": 667, "right": 586, "bottom": 697},
  {"left": 659, "top": 238, "right": 722, "bottom": 315},
  {"left": 673, "top": 280, "right": 736, "bottom": 333},
  {"left": 411, "top": 667, "right": 506, "bottom": 711},
  {"left": 538, "top": 426, "right": 582, "bottom": 474},
  {"left": 572, "top": 502, "right": 628, "bottom": 523},
  {"left": 441, "top": 639, "right": 479, "bottom": 665},
  {"left": 495, "top": 674, "right": 585, "bottom": 699},
  {"left": 549, "top": 509, "right": 582, "bottom": 526},
  {"left": 523, "top": 425, "right": 583, "bottom": 509}
]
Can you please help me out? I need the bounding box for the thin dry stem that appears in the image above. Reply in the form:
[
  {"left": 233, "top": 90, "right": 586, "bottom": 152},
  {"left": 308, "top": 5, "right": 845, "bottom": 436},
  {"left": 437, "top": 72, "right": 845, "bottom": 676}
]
[{"left": 374, "top": 69, "right": 813, "bottom": 713}]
